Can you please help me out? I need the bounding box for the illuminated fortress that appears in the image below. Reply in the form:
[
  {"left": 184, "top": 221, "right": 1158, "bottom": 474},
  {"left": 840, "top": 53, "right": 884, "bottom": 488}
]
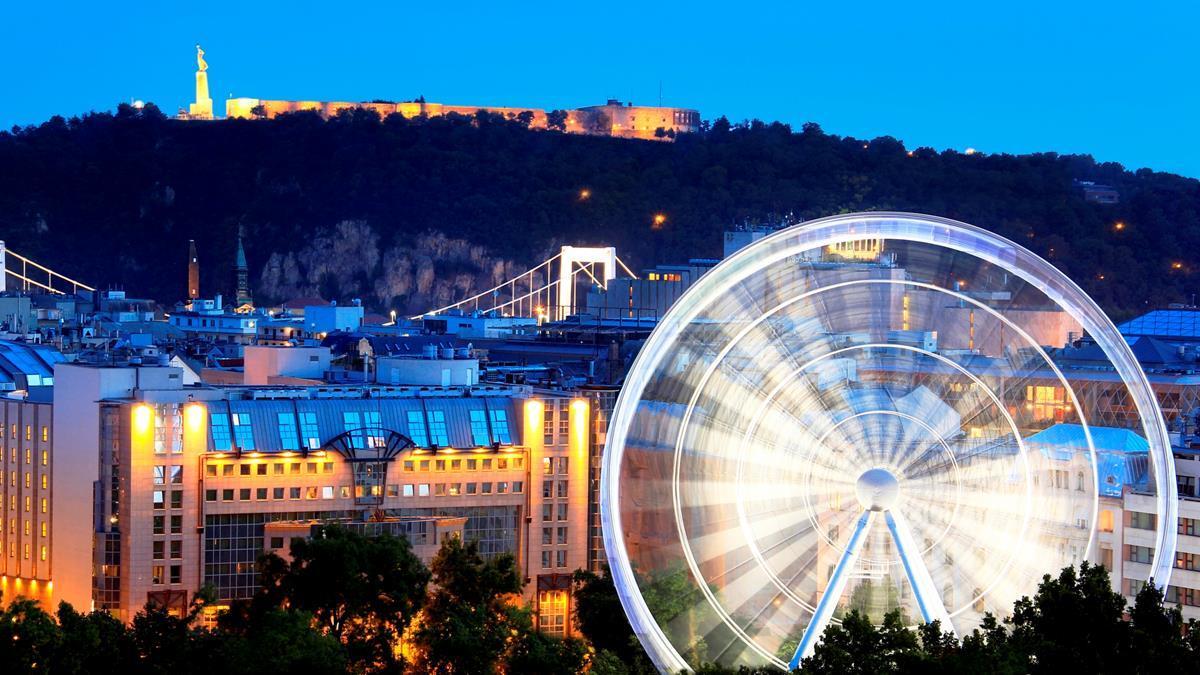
[{"left": 183, "top": 46, "right": 700, "bottom": 141}]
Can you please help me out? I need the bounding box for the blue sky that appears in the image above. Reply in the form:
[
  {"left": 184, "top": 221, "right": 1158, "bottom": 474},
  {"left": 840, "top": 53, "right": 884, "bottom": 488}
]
[{"left": 3, "top": 1, "right": 1197, "bottom": 176}]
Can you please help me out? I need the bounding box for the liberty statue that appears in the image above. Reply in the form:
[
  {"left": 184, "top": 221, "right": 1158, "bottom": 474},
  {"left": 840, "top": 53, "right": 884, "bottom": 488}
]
[{"left": 196, "top": 44, "right": 207, "bottom": 72}]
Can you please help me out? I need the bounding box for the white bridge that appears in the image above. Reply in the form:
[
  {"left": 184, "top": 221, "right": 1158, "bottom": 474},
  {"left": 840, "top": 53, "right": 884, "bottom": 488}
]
[
  {"left": 0, "top": 241, "right": 95, "bottom": 295},
  {"left": 415, "top": 245, "right": 635, "bottom": 321}
]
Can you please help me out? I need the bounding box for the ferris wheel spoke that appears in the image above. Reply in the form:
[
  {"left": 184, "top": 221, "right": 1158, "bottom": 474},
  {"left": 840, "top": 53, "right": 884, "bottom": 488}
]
[
  {"left": 884, "top": 510, "right": 957, "bottom": 634},
  {"left": 790, "top": 509, "right": 873, "bottom": 669}
]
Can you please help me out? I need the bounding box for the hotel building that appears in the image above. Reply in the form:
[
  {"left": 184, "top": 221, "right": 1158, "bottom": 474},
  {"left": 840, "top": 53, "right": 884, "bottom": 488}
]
[{"left": 50, "top": 356, "right": 593, "bottom": 636}]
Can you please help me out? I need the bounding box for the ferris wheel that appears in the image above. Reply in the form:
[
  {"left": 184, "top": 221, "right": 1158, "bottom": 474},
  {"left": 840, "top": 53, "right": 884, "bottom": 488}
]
[{"left": 600, "top": 213, "right": 1177, "bottom": 672}]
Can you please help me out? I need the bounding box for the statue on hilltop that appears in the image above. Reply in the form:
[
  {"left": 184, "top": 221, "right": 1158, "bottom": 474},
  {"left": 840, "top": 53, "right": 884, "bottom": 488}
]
[{"left": 196, "top": 44, "right": 207, "bottom": 72}]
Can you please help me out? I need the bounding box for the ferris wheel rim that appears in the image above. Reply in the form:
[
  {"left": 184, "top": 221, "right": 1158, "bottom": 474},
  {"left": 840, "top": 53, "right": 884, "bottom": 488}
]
[{"left": 600, "top": 211, "right": 1177, "bottom": 674}]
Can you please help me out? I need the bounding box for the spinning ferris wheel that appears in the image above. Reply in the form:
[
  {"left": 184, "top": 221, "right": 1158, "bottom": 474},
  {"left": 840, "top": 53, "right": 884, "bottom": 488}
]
[{"left": 600, "top": 213, "right": 1177, "bottom": 672}]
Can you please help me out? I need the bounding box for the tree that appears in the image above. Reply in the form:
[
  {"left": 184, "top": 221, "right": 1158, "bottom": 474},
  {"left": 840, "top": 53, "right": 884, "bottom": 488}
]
[
  {"left": 252, "top": 524, "right": 430, "bottom": 672},
  {"left": 572, "top": 566, "right": 656, "bottom": 672},
  {"left": 0, "top": 599, "right": 60, "bottom": 671},
  {"left": 250, "top": 104, "right": 267, "bottom": 119},
  {"left": 516, "top": 110, "right": 535, "bottom": 128},
  {"left": 413, "top": 537, "right": 525, "bottom": 674},
  {"left": 546, "top": 109, "right": 568, "bottom": 132}
]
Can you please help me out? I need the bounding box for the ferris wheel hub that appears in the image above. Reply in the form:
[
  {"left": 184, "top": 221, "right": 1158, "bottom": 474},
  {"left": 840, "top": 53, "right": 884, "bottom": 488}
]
[{"left": 855, "top": 467, "right": 900, "bottom": 511}]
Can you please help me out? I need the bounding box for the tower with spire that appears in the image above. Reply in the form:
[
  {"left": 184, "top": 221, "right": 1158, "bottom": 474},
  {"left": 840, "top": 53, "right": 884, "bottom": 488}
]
[
  {"left": 235, "top": 227, "right": 252, "bottom": 308},
  {"left": 187, "top": 239, "right": 200, "bottom": 301}
]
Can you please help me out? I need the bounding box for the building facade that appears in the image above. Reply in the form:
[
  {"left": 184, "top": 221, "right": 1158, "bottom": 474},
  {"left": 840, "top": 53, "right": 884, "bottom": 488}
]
[{"left": 50, "top": 360, "right": 593, "bottom": 636}]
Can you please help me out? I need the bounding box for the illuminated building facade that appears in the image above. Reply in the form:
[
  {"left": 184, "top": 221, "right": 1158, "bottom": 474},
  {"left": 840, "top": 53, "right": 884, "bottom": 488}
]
[
  {"left": 224, "top": 96, "right": 700, "bottom": 141},
  {"left": 51, "top": 360, "right": 593, "bottom": 636}
]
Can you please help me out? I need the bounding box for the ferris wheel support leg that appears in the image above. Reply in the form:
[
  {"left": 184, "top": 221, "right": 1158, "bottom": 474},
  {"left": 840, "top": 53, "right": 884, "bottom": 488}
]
[
  {"left": 884, "top": 510, "right": 957, "bottom": 636},
  {"left": 789, "top": 510, "right": 873, "bottom": 670}
]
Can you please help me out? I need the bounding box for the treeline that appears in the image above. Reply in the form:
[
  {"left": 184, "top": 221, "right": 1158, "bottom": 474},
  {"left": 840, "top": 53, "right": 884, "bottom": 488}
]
[
  {"left": 0, "top": 529, "right": 1197, "bottom": 675},
  {"left": 0, "top": 527, "right": 588, "bottom": 675},
  {"left": 2, "top": 104, "right": 1198, "bottom": 317}
]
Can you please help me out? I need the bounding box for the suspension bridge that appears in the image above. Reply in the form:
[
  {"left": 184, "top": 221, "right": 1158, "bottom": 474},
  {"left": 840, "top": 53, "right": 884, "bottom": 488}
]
[
  {"left": 415, "top": 246, "right": 637, "bottom": 321},
  {"left": 0, "top": 241, "right": 95, "bottom": 295}
]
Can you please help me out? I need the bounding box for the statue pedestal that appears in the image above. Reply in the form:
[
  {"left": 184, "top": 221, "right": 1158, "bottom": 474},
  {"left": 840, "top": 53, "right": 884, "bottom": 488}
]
[{"left": 189, "top": 71, "right": 213, "bottom": 119}]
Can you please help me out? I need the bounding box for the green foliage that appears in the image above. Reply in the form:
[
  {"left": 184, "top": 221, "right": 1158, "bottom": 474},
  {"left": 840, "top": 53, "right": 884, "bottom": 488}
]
[
  {"left": 412, "top": 537, "right": 543, "bottom": 674},
  {"left": 686, "top": 563, "right": 1200, "bottom": 675},
  {"left": 2, "top": 110, "right": 1193, "bottom": 316}
]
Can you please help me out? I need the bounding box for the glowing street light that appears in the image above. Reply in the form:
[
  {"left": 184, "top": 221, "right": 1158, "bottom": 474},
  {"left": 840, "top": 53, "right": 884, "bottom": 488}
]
[
  {"left": 1172, "top": 262, "right": 1184, "bottom": 270},
  {"left": 652, "top": 213, "right": 667, "bottom": 230},
  {"left": 579, "top": 189, "right": 591, "bottom": 201},
  {"left": 1114, "top": 221, "right": 1126, "bottom": 232}
]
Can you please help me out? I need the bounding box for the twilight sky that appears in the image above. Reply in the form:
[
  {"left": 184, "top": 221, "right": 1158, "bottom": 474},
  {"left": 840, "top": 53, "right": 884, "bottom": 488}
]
[{"left": 3, "top": 1, "right": 1197, "bottom": 177}]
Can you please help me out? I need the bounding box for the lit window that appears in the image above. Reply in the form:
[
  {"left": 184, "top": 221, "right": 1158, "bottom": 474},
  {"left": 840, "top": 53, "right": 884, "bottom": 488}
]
[
  {"left": 469, "top": 410, "right": 491, "bottom": 446},
  {"left": 278, "top": 413, "right": 300, "bottom": 450},
  {"left": 299, "top": 412, "right": 321, "bottom": 449},
  {"left": 153, "top": 465, "right": 167, "bottom": 485},
  {"left": 407, "top": 411, "right": 429, "bottom": 447},
  {"left": 428, "top": 410, "right": 450, "bottom": 446},
  {"left": 170, "top": 466, "right": 183, "bottom": 484},
  {"left": 343, "top": 412, "right": 365, "bottom": 448},
  {"left": 210, "top": 413, "right": 232, "bottom": 451},
  {"left": 489, "top": 410, "right": 512, "bottom": 444},
  {"left": 231, "top": 413, "right": 254, "bottom": 449}
]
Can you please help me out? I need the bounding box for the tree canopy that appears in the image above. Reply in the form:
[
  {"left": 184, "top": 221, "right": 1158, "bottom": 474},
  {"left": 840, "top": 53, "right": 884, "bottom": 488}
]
[{"left": 2, "top": 105, "right": 1196, "bottom": 317}]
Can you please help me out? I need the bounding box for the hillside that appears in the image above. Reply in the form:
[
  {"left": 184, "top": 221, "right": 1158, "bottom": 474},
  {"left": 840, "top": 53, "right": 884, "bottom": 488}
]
[{"left": 1, "top": 104, "right": 1198, "bottom": 319}]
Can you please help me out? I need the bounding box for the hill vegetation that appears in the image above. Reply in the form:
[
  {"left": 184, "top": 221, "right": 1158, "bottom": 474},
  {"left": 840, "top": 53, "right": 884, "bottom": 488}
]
[{"left": 2, "top": 103, "right": 1198, "bottom": 318}]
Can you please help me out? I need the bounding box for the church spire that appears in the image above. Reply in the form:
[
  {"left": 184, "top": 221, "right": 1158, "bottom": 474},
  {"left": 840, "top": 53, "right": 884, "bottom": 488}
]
[{"left": 235, "top": 227, "right": 252, "bottom": 308}]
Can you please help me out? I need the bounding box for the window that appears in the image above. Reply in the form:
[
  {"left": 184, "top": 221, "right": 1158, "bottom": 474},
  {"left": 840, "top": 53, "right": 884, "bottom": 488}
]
[
  {"left": 289, "top": 487, "right": 301, "bottom": 499},
  {"left": 557, "top": 503, "right": 568, "bottom": 521},
  {"left": 222, "top": 464, "right": 234, "bottom": 476},
  {"left": 538, "top": 590, "right": 568, "bottom": 637},
  {"left": 222, "top": 489, "right": 234, "bottom": 501},
  {"left": 386, "top": 484, "right": 399, "bottom": 497},
  {"left": 436, "top": 460, "right": 446, "bottom": 471},
  {"left": 465, "top": 483, "right": 476, "bottom": 495},
  {"left": 152, "top": 565, "right": 165, "bottom": 585},
  {"left": 170, "top": 466, "right": 183, "bottom": 484},
  {"left": 170, "top": 565, "right": 181, "bottom": 584},
  {"left": 40, "top": 474, "right": 47, "bottom": 489},
  {"left": 557, "top": 480, "right": 568, "bottom": 498},
  {"left": 497, "top": 481, "right": 508, "bottom": 494},
  {"left": 542, "top": 504, "right": 553, "bottom": 522},
  {"left": 542, "top": 457, "right": 553, "bottom": 475},
  {"left": 1131, "top": 512, "right": 1157, "bottom": 530},
  {"left": 512, "top": 481, "right": 523, "bottom": 493},
  {"left": 171, "top": 515, "right": 182, "bottom": 534},
  {"left": 541, "top": 551, "right": 552, "bottom": 569},
  {"left": 205, "top": 489, "right": 217, "bottom": 502},
  {"left": 206, "top": 464, "right": 217, "bottom": 477},
  {"left": 1181, "top": 518, "right": 1199, "bottom": 537},
  {"left": 435, "top": 483, "right": 446, "bottom": 497},
  {"left": 448, "top": 483, "right": 461, "bottom": 496},
  {"left": 153, "top": 515, "right": 165, "bottom": 534},
  {"left": 557, "top": 526, "right": 568, "bottom": 545},
  {"left": 364, "top": 412, "right": 384, "bottom": 447},
  {"left": 469, "top": 409, "right": 491, "bottom": 446},
  {"left": 322, "top": 486, "right": 334, "bottom": 499},
  {"left": 340, "top": 486, "right": 351, "bottom": 498},
  {"left": 489, "top": 410, "right": 512, "bottom": 444},
  {"left": 556, "top": 550, "right": 567, "bottom": 568},
  {"left": 407, "top": 411, "right": 429, "bottom": 446},
  {"left": 418, "top": 484, "right": 430, "bottom": 497},
  {"left": 273, "top": 487, "right": 285, "bottom": 499},
  {"left": 210, "top": 413, "right": 232, "bottom": 450},
  {"left": 542, "top": 527, "right": 553, "bottom": 545},
  {"left": 466, "top": 459, "right": 477, "bottom": 470},
  {"left": 270, "top": 537, "right": 284, "bottom": 549},
  {"left": 299, "top": 412, "right": 320, "bottom": 449},
  {"left": 542, "top": 481, "right": 553, "bottom": 498},
  {"left": 153, "top": 490, "right": 165, "bottom": 509},
  {"left": 403, "top": 484, "right": 415, "bottom": 497},
  {"left": 1128, "top": 545, "right": 1153, "bottom": 564},
  {"left": 343, "top": 412, "right": 365, "bottom": 448},
  {"left": 240, "top": 488, "right": 251, "bottom": 501},
  {"left": 1179, "top": 475, "right": 1198, "bottom": 499},
  {"left": 305, "top": 487, "right": 318, "bottom": 499},
  {"left": 154, "top": 465, "right": 167, "bottom": 484},
  {"left": 428, "top": 410, "right": 449, "bottom": 446},
  {"left": 170, "top": 540, "right": 182, "bottom": 559},
  {"left": 232, "top": 413, "right": 254, "bottom": 449},
  {"left": 278, "top": 413, "right": 300, "bottom": 450},
  {"left": 558, "top": 457, "right": 569, "bottom": 474},
  {"left": 153, "top": 541, "right": 164, "bottom": 559},
  {"left": 240, "top": 464, "right": 251, "bottom": 476},
  {"left": 481, "top": 482, "right": 492, "bottom": 494},
  {"left": 256, "top": 487, "right": 268, "bottom": 500}
]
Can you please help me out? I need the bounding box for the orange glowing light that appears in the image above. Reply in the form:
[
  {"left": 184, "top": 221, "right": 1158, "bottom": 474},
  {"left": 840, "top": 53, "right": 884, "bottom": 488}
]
[
  {"left": 1114, "top": 221, "right": 1125, "bottom": 231},
  {"left": 132, "top": 404, "right": 153, "bottom": 435},
  {"left": 1173, "top": 262, "right": 1184, "bottom": 270},
  {"left": 185, "top": 403, "right": 204, "bottom": 432},
  {"left": 652, "top": 213, "right": 667, "bottom": 229},
  {"left": 578, "top": 189, "right": 591, "bottom": 200}
]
